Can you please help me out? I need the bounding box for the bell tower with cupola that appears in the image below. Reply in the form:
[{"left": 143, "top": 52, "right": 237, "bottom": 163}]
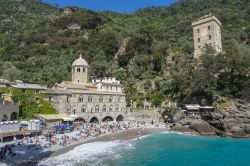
[{"left": 72, "top": 54, "right": 89, "bottom": 84}]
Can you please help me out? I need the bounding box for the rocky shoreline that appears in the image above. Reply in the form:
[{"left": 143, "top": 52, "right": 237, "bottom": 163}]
[
  {"left": 171, "top": 98, "right": 250, "bottom": 138},
  {"left": 171, "top": 119, "right": 250, "bottom": 138}
]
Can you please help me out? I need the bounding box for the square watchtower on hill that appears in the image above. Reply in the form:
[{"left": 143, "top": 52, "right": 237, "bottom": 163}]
[{"left": 192, "top": 14, "right": 222, "bottom": 58}]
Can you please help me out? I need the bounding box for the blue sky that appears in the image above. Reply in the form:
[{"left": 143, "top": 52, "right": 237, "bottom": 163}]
[{"left": 43, "top": 0, "right": 177, "bottom": 13}]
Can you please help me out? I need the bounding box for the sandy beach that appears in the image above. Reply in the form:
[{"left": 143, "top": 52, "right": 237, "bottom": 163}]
[{"left": 9, "top": 127, "right": 168, "bottom": 166}]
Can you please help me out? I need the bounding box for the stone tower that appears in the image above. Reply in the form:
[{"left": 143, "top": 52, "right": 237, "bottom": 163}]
[
  {"left": 192, "top": 14, "right": 222, "bottom": 58},
  {"left": 72, "top": 54, "right": 89, "bottom": 84}
]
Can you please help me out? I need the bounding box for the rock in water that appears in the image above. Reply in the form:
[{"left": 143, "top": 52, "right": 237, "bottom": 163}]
[{"left": 189, "top": 120, "right": 216, "bottom": 135}]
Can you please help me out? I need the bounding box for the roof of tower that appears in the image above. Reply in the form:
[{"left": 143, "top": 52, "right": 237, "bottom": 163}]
[
  {"left": 192, "top": 13, "right": 221, "bottom": 27},
  {"left": 72, "top": 54, "right": 88, "bottom": 67}
]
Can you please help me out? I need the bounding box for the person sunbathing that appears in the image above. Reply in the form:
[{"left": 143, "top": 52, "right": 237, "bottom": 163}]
[
  {"left": 35, "top": 138, "right": 40, "bottom": 144},
  {"left": 80, "top": 134, "right": 85, "bottom": 140},
  {"left": 50, "top": 139, "right": 56, "bottom": 145},
  {"left": 44, "top": 144, "right": 49, "bottom": 148},
  {"left": 72, "top": 137, "right": 79, "bottom": 142}
]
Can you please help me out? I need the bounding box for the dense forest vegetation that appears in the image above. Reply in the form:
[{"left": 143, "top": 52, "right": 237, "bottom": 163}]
[{"left": 0, "top": 0, "right": 249, "bottom": 107}]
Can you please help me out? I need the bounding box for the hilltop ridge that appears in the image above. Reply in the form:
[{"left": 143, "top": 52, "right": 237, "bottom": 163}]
[{"left": 0, "top": 0, "right": 249, "bottom": 106}]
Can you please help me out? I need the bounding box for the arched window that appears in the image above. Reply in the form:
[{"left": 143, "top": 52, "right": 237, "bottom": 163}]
[
  {"left": 109, "top": 105, "right": 113, "bottom": 112},
  {"left": 95, "top": 105, "right": 99, "bottom": 112},
  {"left": 2, "top": 115, "right": 8, "bottom": 122},
  {"left": 109, "top": 96, "right": 113, "bottom": 102},
  {"left": 10, "top": 112, "right": 17, "bottom": 121},
  {"left": 81, "top": 105, "right": 86, "bottom": 112},
  {"left": 78, "top": 96, "right": 83, "bottom": 102},
  {"left": 88, "top": 96, "right": 93, "bottom": 102},
  {"left": 77, "top": 68, "right": 80, "bottom": 72},
  {"left": 102, "top": 105, "right": 106, "bottom": 112},
  {"left": 99, "top": 96, "right": 103, "bottom": 102},
  {"left": 115, "top": 104, "right": 119, "bottom": 111}
]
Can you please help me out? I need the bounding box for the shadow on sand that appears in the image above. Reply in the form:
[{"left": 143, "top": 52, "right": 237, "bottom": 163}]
[{"left": 0, "top": 143, "right": 53, "bottom": 166}]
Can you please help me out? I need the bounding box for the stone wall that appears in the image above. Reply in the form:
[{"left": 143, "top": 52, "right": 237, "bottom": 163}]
[
  {"left": 0, "top": 102, "right": 19, "bottom": 121},
  {"left": 72, "top": 109, "right": 162, "bottom": 123},
  {"left": 126, "top": 109, "right": 163, "bottom": 122},
  {"left": 50, "top": 95, "right": 71, "bottom": 114}
]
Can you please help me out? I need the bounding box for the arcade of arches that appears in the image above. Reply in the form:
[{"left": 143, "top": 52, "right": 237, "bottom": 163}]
[
  {"left": 0, "top": 112, "right": 18, "bottom": 122},
  {"left": 88, "top": 115, "right": 124, "bottom": 123}
]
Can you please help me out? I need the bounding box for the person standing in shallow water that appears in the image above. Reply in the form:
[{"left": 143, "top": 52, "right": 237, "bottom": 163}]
[
  {"left": 126, "top": 127, "right": 130, "bottom": 143},
  {"left": 137, "top": 131, "right": 140, "bottom": 140}
]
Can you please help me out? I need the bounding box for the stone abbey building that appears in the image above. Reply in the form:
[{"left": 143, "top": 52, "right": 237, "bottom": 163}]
[
  {"left": 192, "top": 14, "right": 222, "bottom": 58},
  {"left": 45, "top": 55, "right": 127, "bottom": 122}
]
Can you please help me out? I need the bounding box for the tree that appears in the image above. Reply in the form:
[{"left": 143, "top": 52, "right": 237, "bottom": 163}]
[
  {"left": 143, "top": 80, "right": 152, "bottom": 91},
  {"left": 215, "top": 40, "right": 250, "bottom": 99},
  {"left": 1, "top": 62, "right": 21, "bottom": 81},
  {"left": 11, "top": 88, "right": 57, "bottom": 119}
]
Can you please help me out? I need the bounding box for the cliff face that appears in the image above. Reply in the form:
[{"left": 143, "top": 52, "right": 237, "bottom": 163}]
[
  {"left": 209, "top": 97, "right": 250, "bottom": 137},
  {"left": 171, "top": 97, "right": 250, "bottom": 138}
]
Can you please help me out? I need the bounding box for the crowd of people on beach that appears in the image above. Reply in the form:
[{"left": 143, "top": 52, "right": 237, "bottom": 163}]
[
  {"left": 0, "top": 120, "right": 166, "bottom": 162},
  {"left": 0, "top": 144, "right": 15, "bottom": 160}
]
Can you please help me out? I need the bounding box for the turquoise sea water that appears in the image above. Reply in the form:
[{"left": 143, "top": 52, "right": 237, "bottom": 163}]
[{"left": 40, "top": 132, "right": 250, "bottom": 166}]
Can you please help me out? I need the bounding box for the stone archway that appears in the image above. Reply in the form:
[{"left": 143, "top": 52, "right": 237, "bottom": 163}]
[
  {"left": 2, "top": 115, "right": 8, "bottom": 122},
  {"left": 102, "top": 116, "right": 114, "bottom": 122},
  {"left": 116, "top": 115, "right": 124, "bottom": 122},
  {"left": 74, "top": 117, "right": 85, "bottom": 123},
  {"left": 90, "top": 117, "right": 99, "bottom": 123},
  {"left": 10, "top": 112, "right": 17, "bottom": 121}
]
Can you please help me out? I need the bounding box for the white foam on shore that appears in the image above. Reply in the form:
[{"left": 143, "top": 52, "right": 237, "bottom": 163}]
[
  {"left": 130, "top": 134, "right": 152, "bottom": 141},
  {"left": 162, "top": 131, "right": 184, "bottom": 135},
  {"left": 161, "top": 131, "right": 197, "bottom": 136},
  {"left": 38, "top": 140, "right": 133, "bottom": 166}
]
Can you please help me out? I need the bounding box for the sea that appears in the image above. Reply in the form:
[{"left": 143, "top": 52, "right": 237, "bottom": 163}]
[{"left": 38, "top": 132, "right": 250, "bottom": 166}]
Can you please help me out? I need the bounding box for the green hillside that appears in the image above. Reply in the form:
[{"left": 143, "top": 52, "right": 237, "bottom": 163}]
[{"left": 0, "top": 0, "right": 249, "bottom": 106}]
